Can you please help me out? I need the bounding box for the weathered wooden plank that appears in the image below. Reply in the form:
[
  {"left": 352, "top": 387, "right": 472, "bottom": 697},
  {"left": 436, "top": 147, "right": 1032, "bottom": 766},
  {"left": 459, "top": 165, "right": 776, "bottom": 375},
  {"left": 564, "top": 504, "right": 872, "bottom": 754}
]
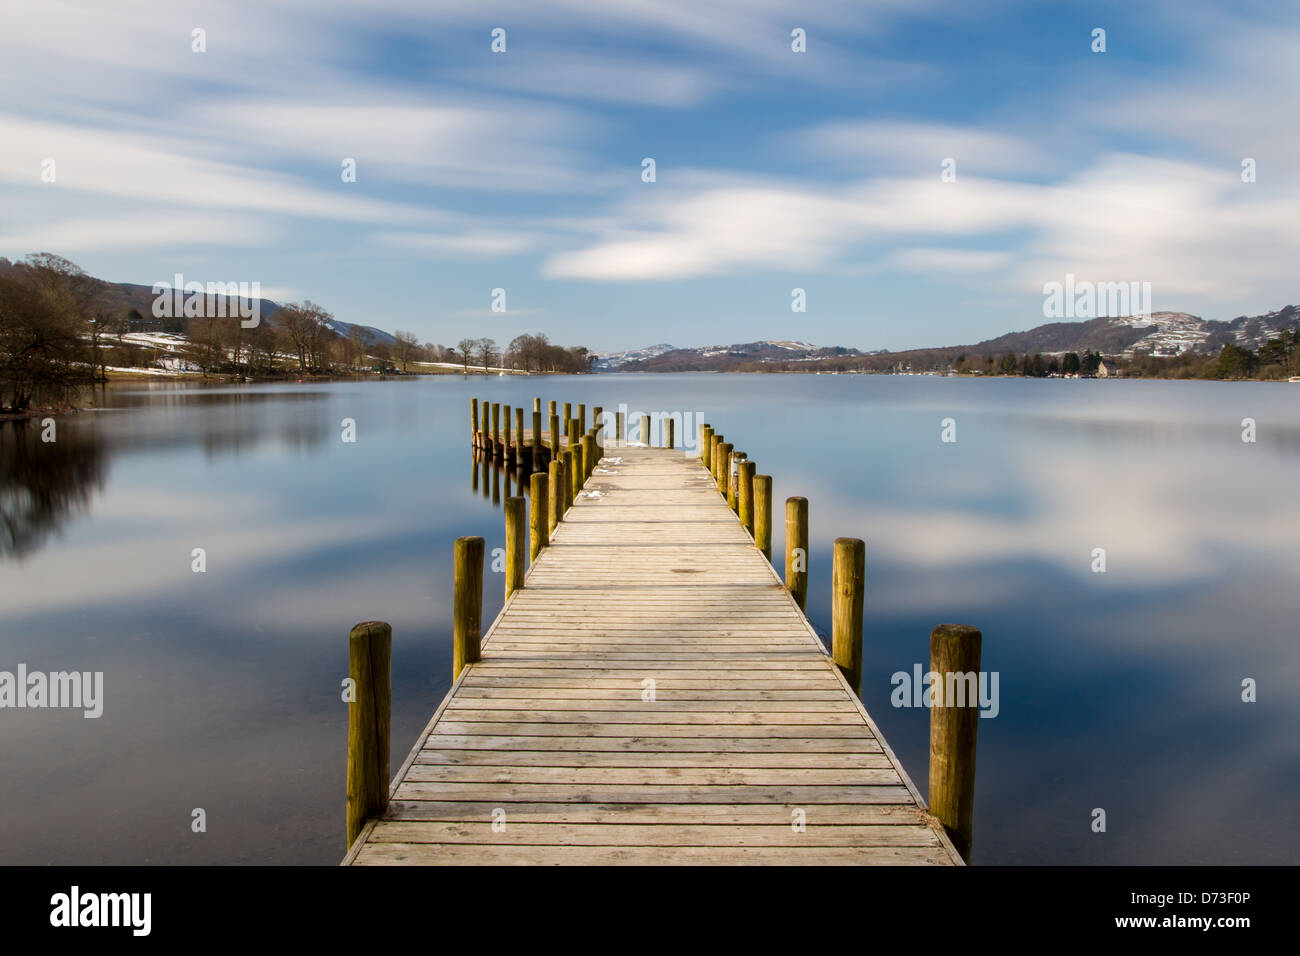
[
  {"left": 384, "top": 801, "right": 919, "bottom": 824},
  {"left": 402, "top": 765, "right": 902, "bottom": 786},
  {"left": 392, "top": 781, "right": 917, "bottom": 804},
  {"left": 455, "top": 686, "right": 848, "bottom": 700},
  {"left": 445, "top": 697, "right": 856, "bottom": 712},
  {"left": 368, "top": 821, "right": 941, "bottom": 847},
  {"left": 432, "top": 722, "right": 877, "bottom": 738},
  {"left": 414, "top": 750, "right": 890, "bottom": 768},
  {"left": 439, "top": 708, "right": 867, "bottom": 725},
  {"left": 426, "top": 735, "right": 882, "bottom": 753},
  {"left": 352, "top": 843, "right": 952, "bottom": 865}
]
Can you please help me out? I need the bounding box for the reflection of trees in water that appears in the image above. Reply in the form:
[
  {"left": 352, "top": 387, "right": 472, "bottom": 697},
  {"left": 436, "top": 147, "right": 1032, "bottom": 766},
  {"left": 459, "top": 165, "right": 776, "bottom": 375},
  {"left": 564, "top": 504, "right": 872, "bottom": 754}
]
[{"left": 0, "top": 420, "right": 107, "bottom": 560}]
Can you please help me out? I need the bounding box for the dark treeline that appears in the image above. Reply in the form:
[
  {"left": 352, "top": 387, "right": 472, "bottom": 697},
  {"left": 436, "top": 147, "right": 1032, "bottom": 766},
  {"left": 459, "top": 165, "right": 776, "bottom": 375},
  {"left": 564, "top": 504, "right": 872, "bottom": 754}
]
[{"left": 725, "top": 332, "right": 1299, "bottom": 380}]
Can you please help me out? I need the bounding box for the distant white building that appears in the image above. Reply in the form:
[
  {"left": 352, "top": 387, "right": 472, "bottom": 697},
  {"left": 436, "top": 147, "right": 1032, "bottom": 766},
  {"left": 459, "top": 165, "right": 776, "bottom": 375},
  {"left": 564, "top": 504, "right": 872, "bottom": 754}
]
[{"left": 1097, "top": 359, "right": 1119, "bottom": 378}]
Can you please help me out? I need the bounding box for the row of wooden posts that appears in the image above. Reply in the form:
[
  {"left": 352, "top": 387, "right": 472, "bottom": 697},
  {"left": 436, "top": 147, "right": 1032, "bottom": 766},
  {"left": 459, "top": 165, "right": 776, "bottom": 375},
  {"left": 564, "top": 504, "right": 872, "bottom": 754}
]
[{"left": 346, "top": 398, "right": 982, "bottom": 862}]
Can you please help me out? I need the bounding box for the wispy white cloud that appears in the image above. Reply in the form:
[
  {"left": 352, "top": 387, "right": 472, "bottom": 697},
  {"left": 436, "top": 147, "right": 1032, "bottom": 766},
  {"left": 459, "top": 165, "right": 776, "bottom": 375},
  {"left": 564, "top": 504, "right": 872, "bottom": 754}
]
[{"left": 804, "top": 120, "right": 1048, "bottom": 175}]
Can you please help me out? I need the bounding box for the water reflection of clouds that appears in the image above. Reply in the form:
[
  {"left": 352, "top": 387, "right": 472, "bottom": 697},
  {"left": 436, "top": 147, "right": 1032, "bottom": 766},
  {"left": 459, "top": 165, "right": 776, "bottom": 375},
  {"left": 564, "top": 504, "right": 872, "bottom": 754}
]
[
  {"left": 841, "top": 449, "right": 1300, "bottom": 598},
  {"left": 0, "top": 487, "right": 406, "bottom": 617}
]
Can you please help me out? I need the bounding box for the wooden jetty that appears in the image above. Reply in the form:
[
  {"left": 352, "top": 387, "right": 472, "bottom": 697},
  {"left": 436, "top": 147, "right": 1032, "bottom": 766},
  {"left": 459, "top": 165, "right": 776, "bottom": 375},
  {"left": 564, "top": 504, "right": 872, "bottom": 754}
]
[{"left": 342, "top": 404, "right": 978, "bottom": 866}]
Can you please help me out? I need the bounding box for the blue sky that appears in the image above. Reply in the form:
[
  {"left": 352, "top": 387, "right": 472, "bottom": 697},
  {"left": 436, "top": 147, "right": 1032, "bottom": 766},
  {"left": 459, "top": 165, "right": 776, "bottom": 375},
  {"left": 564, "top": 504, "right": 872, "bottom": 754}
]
[{"left": 2, "top": 0, "right": 1297, "bottom": 351}]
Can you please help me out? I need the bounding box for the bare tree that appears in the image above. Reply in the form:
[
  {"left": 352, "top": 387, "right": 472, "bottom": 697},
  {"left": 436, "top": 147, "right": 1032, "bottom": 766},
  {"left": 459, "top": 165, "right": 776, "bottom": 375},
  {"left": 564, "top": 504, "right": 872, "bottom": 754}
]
[{"left": 393, "top": 330, "right": 420, "bottom": 373}]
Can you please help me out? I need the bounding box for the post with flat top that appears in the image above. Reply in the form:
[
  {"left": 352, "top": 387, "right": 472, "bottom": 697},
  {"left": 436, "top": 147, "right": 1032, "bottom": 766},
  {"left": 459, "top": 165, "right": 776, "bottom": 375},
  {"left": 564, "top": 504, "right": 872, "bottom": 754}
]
[
  {"left": 453, "top": 536, "right": 484, "bottom": 678},
  {"left": 346, "top": 620, "right": 391, "bottom": 849},
  {"left": 582, "top": 432, "right": 596, "bottom": 484},
  {"left": 738, "top": 459, "right": 756, "bottom": 535},
  {"left": 700, "top": 424, "right": 712, "bottom": 464},
  {"left": 785, "top": 497, "right": 809, "bottom": 609},
  {"left": 667, "top": 417, "right": 675, "bottom": 450},
  {"left": 929, "top": 624, "right": 982, "bottom": 863},
  {"left": 562, "top": 449, "right": 576, "bottom": 513},
  {"left": 832, "top": 538, "right": 865, "bottom": 693},
  {"left": 728, "top": 451, "right": 746, "bottom": 512},
  {"left": 529, "top": 472, "right": 549, "bottom": 561},
  {"left": 548, "top": 461, "right": 563, "bottom": 534},
  {"left": 505, "top": 497, "right": 526, "bottom": 598},
  {"left": 716, "top": 442, "right": 733, "bottom": 495},
  {"left": 754, "top": 475, "right": 772, "bottom": 561}
]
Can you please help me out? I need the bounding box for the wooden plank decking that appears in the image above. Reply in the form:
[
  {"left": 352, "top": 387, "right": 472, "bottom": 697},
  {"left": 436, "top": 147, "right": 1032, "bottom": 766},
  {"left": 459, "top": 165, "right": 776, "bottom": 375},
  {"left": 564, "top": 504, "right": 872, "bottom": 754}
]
[{"left": 344, "top": 445, "right": 961, "bottom": 865}]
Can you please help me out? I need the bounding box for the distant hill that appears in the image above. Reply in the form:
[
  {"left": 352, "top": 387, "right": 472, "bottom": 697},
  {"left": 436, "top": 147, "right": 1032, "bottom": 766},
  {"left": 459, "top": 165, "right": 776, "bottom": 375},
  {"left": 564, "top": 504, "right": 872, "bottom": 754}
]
[
  {"left": 0, "top": 257, "right": 394, "bottom": 345},
  {"left": 602, "top": 307, "right": 1300, "bottom": 372},
  {"left": 617, "top": 340, "right": 868, "bottom": 372},
  {"left": 594, "top": 343, "right": 676, "bottom": 370},
  {"left": 958, "top": 308, "right": 1299, "bottom": 357}
]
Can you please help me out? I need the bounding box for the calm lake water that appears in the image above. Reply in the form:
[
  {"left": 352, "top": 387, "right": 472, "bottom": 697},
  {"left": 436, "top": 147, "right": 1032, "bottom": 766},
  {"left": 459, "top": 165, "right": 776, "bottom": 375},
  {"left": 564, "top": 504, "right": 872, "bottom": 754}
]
[{"left": 2, "top": 373, "right": 1297, "bottom": 864}]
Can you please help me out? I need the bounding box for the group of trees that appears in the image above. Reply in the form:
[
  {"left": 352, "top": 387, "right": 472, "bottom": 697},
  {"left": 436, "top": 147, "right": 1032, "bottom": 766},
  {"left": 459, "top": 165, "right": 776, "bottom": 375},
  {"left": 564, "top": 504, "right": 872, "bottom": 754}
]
[
  {"left": 0, "top": 254, "right": 103, "bottom": 411},
  {"left": 952, "top": 350, "right": 1103, "bottom": 377},
  {"left": 1122, "top": 330, "right": 1298, "bottom": 380},
  {"left": 446, "top": 334, "right": 593, "bottom": 374}
]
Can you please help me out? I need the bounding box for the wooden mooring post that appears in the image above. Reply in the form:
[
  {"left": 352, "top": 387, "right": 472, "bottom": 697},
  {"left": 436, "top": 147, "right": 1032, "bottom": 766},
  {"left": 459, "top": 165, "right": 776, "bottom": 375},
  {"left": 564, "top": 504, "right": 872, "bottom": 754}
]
[
  {"left": 562, "top": 448, "right": 576, "bottom": 514},
  {"left": 504, "top": 497, "right": 525, "bottom": 598},
  {"left": 832, "top": 537, "right": 865, "bottom": 692},
  {"left": 785, "top": 496, "right": 809, "bottom": 609},
  {"left": 667, "top": 417, "right": 675, "bottom": 450},
  {"left": 716, "top": 442, "right": 733, "bottom": 495},
  {"left": 737, "top": 459, "right": 756, "bottom": 535},
  {"left": 754, "top": 474, "right": 772, "bottom": 560},
  {"left": 548, "top": 460, "right": 563, "bottom": 535},
  {"left": 728, "top": 450, "right": 745, "bottom": 512},
  {"left": 582, "top": 432, "right": 596, "bottom": 483},
  {"left": 453, "top": 536, "right": 484, "bottom": 678},
  {"left": 345, "top": 621, "right": 390, "bottom": 849},
  {"left": 929, "top": 624, "right": 982, "bottom": 863},
  {"left": 529, "top": 472, "right": 548, "bottom": 561}
]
